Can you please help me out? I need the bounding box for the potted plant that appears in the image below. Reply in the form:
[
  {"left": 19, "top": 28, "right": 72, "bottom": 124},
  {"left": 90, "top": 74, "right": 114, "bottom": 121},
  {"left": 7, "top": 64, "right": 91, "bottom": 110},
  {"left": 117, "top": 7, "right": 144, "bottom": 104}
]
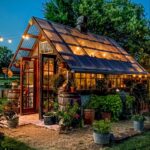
[
  {"left": 93, "top": 120, "right": 111, "bottom": 145},
  {"left": 142, "top": 112, "right": 150, "bottom": 122},
  {"left": 69, "top": 80, "right": 76, "bottom": 93},
  {"left": 3, "top": 110, "right": 19, "bottom": 128},
  {"left": 43, "top": 112, "right": 57, "bottom": 125},
  {"left": 132, "top": 114, "right": 145, "bottom": 131},
  {"left": 83, "top": 95, "right": 97, "bottom": 125},
  {"left": 58, "top": 102, "right": 81, "bottom": 131}
]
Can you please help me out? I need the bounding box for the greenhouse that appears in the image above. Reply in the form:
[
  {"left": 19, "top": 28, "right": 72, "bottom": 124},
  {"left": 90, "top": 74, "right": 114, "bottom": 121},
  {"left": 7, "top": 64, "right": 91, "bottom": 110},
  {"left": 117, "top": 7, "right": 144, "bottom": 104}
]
[{"left": 9, "top": 17, "right": 150, "bottom": 117}]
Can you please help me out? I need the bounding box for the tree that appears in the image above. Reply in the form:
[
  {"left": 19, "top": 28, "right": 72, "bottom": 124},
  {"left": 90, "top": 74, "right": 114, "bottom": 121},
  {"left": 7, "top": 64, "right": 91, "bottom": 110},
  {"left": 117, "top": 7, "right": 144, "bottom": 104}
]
[
  {"left": 44, "top": 0, "right": 150, "bottom": 64},
  {"left": 0, "top": 46, "right": 13, "bottom": 73}
]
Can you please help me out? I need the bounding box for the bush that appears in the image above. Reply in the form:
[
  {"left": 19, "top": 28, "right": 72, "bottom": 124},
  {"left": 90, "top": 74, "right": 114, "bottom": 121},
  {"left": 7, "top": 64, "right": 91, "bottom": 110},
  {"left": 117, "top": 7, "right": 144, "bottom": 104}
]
[{"left": 84, "top": 94, "right": 122, "bottom": 121}]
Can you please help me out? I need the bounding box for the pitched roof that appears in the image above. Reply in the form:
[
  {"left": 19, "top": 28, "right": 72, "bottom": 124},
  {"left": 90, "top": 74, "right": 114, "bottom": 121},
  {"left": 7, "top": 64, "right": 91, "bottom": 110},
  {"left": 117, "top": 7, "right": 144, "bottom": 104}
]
[{"left": 9, "top": 17, "right": 148, "bottom": 74}]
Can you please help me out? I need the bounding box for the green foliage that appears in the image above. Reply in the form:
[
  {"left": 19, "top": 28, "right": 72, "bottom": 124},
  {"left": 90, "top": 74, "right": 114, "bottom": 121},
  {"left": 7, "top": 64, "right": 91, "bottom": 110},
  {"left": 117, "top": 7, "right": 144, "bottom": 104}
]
[
  {"left": 0, "top": 136, "right": 35, "bottom": 150},
  {"left": 44, "top": 0, "right": 150, "bottom": 63},
  {"left": 0, "top": 98, "right": 8, "bottom": 113},
  {"left": 44, "top": 111, "right": 57, "bottom": 117},
  {"left": 58, "top": 102, "right": 81, "bottom": 128},
  {"left": 50, "top": 73, "right": 65, "bottom": 92},
  {"left": 106, "top": 95, "right": 122, "bottom": 121},
  {"left": 132, "top": 114, "right": 145, "bottom": 121},
  {"left": 126, "top": 94, "right": 135, "bottom": 110},
  {"left": 93, "top": 120, "right": 111, "bottom": 134},
  {"left": 85, "top": 94, "right": 122, "bottom": 120},
  {"left": 0, "top": 46, "right": 13, "bottom": 73}
]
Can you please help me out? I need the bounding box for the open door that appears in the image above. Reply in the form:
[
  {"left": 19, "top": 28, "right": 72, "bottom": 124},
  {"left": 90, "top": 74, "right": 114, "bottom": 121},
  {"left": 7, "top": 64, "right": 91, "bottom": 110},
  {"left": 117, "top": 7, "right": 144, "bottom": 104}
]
[
  {"left": 39, "top": 54, "right": 56, "bottom": 119},
  {"left": 20, "top": 57, "right": 37, "bottom": 114}
]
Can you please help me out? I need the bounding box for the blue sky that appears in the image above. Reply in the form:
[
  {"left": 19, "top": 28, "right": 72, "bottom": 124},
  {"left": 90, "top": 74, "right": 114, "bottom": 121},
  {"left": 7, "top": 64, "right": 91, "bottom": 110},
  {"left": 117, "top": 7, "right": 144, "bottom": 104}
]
[{"left": 0, "top": 0, "right": 149, "bottom": 52}]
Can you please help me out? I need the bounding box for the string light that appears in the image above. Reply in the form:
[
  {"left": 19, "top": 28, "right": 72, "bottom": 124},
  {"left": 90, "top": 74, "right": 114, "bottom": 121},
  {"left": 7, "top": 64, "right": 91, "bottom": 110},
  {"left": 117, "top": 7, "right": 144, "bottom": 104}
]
[
  {"left": 0, "top": 36, "right": 4, "bottom": 42},
  {"left": 22, "top": 35, "right": 29, "bottom": 40},
  {"left": 8, "top": 39, "right": 12, "bottom": 43}
]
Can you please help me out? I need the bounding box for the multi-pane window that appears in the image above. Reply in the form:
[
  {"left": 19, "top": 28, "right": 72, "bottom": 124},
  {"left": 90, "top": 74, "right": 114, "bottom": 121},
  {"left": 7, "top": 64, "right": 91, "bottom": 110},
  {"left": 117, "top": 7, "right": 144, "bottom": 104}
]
[
  {"left": 39, "top": 41, "right": 53, "bottom": 54},
  {"left": 75, "top": 73, "right": 104, "bottom": 90}
]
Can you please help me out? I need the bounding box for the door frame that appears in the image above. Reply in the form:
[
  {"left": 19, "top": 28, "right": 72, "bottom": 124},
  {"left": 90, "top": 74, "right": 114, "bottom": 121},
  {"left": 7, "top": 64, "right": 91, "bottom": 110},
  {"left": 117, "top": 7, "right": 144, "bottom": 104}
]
[
  {"left": 20, "top": 57, "right": 37, "bottom": 115},
  {"left": 39, "top": 54, "right": 57, "bottom": 119}
]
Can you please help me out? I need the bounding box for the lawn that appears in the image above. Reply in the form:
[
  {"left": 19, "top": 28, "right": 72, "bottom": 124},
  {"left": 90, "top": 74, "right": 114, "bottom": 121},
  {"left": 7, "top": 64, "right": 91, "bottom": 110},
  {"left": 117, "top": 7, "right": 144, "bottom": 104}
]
[
  {"left": 107, "top": 131, "right": 150, "bottom": 150},
  {"left": 0, "top": 136, "right": 35, "bottom": 150}
]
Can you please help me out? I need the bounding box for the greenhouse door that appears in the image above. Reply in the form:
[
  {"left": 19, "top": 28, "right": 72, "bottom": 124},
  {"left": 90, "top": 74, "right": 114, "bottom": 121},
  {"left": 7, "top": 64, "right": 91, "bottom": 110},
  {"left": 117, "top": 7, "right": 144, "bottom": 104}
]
[
  {"left": 20, "top": 57, "right": 37, "bottom": 114},
  {"left": 39, "top": 54, "right": 56, "bottom": 119}
]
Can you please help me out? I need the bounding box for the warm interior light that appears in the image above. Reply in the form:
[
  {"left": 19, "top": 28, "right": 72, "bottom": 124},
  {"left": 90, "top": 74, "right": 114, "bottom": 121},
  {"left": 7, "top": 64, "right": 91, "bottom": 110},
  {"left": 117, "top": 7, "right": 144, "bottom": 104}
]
[
  {"left": 139, "top": 75, "right": 142, "bottom": 78},
  {"left": 77, "top": 47, "right": 80, "bottom": 50},
  {"left": 133, "top": 74, "right": 136, "bottom": 78},
  {"left": 103, "top": 53, "right": 106, "bottom": 57},
  {"left": 8, "top": 39, "right": 12, "bottom": 43}
]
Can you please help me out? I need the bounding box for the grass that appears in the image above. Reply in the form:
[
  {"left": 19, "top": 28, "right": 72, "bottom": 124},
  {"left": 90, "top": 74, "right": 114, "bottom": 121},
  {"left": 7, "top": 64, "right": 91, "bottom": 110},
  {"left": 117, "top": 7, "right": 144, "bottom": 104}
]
[
  {"left": 0, "top": 136, "right": 36, "bottom": 150},
  {"left": 107, "top": 131, "right": 150, "bottom": 150}
]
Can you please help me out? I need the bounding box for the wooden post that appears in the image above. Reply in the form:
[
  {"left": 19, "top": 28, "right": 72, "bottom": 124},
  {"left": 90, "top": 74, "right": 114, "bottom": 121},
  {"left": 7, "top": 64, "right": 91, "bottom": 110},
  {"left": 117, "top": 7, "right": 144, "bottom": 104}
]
[
  {"left": 39, "top": 54, "right": 43, "bottom": 119},
  {"left": 20, "top": 58, "right": 23, "bottom": 115}
]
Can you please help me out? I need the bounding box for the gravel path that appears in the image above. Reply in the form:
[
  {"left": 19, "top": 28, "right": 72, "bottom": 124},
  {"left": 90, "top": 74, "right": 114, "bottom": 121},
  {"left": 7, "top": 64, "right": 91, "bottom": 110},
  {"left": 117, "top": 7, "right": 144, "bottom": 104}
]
[{"left": 1, "top": 121, "right": 149, "bottom": 150}]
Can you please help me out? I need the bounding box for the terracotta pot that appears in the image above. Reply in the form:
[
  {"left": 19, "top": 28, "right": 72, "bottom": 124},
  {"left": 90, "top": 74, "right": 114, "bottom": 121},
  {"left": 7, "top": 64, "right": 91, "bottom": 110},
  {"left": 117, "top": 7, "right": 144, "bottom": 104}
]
[
  {"left": 84, "top": 109, "right": 95, "bottom": 125},
  {"left": 101, "top": 112, "right": 111, "bottom": 120},
  {"left": 70, "top": 87, "right": 75, "bottom": 93}
]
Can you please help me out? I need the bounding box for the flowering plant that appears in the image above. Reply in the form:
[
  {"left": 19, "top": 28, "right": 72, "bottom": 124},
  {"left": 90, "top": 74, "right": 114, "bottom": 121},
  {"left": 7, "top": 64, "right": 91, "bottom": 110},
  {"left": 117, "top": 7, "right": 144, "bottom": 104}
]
[{"left": 58, "top": 102, "right": 81, "bottom": 128}]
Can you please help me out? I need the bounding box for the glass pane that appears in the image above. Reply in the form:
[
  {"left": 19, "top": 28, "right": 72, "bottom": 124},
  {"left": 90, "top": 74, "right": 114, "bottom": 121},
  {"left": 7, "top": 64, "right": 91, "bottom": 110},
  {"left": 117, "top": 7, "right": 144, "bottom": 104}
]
[
  {"left": 53, "top": 43, "right": 72, "bottom": 54},
  {"left": 61, "top": 34, "right": 78, "bottom": 45},
  {"left": 36, "top": 18, "right": 53, "bottom": 30},
  {"left": 39, "top": 41, "right": 53, "bottom": 54},
  {"left": 69, "top": 45, "right": 85, "bottom": 55},
  {"left": 44, "top": 30, "right": 62, "bottom": 42}
]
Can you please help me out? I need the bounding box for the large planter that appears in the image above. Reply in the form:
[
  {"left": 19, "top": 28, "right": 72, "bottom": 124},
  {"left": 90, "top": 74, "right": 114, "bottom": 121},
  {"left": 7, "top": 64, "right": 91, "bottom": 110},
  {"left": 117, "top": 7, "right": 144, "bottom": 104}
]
[
  {"left": 43, "top": 115, "right": 56, "bottom": 125},
  {"left": 133, "top": 121, "right": 144, "bottom": 132},
  {"left": 93, "top": 131, "right": 110, "bottom": 145},
  {"left": 84, "top": 109, "right": 95, "bottom": 125},
  {"left": 7, "top": 117, "right": 19, "bottom": 128}
]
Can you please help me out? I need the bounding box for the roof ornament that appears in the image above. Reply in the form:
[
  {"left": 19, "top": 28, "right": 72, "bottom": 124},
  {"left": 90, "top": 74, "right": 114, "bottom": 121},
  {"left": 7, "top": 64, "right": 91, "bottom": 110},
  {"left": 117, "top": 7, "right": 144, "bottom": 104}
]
[{"left": 76, "top": 16, "right": 88, "bottom": 33}]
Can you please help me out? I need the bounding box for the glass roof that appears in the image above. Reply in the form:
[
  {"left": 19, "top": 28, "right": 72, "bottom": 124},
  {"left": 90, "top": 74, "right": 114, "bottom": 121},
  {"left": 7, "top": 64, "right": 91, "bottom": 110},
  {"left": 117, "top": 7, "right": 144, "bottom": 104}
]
[
  {"left": 10, "top": 17, "right": 148, "bottom": 74},
  {"left": 35, "top": 17, "right": 147, "bottom": 74}
]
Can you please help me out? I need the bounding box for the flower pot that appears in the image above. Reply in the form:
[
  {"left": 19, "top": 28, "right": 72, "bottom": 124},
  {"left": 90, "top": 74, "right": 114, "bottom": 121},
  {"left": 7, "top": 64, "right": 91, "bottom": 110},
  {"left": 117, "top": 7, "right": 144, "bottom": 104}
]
[
  {"left": 7, "top": 117, "right": 19, "bottom": 128},
  {"left": 84, "top": 109, "right": 95, "bottom": 125},
  {"left": 70, "top": 87, "right": 75, "bottom": 93},
  {"left": 93, "top": 131, "right": 110, "bottom": 145},
  {"left": 43, "top": 115, "right": 56, "bottom": 125},
  {"left": 101, "top": 112, "right": 111, "bottom": 120},
  {"left": 133, "top": 121, "right": 144, "bottom": 132}
]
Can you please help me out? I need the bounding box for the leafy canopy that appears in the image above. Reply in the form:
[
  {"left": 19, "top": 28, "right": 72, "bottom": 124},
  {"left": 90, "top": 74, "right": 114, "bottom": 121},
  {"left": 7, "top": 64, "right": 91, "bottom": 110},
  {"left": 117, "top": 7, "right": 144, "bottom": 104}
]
[
  {"left": 0, "top": 46, "right": 13, "bottom": 73},
  {"left": 44, "top": 0, "right": 150, "bottom": 63}
]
